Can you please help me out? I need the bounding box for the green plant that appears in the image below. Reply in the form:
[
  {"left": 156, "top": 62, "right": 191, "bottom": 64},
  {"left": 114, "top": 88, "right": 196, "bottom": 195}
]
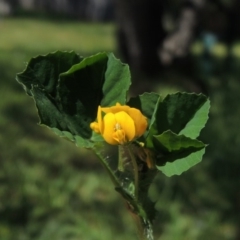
[{"left": 16, "top": 51, "right": 210, "bottom": 240}]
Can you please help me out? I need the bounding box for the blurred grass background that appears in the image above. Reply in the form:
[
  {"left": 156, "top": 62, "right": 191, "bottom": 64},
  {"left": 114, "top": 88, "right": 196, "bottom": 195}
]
[{"left": 1, "top": 17, "right": 240, "bottom": 240}]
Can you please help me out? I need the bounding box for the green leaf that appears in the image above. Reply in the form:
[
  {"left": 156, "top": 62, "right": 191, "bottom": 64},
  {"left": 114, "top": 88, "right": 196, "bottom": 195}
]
[
  {"left": 128, "top": 92, "right": 161, "bottom": 120},
  {"left": 151, "top": 129, "right": 206, "bottom": 177},
  {"left": 128, "top": 92, "right": 161, "bottom": 142},
  {"left": 156, "top": 92, "right": 209, "bottom": 137},
  {"left": 16, "top": 51, "right": 131, "bottom": 148},
  {"left": 153, "top": 130, "right": 205, "bottom": 167},
  {"left": 101, "top": 53, "right": 131, "bottom": 107},
  {"left": 58, "top": 52, "right": 108, "bottom": 119},
  {"left": 56, "top": 52, "right": 109, "bottom": 141},
  {"left": 153, "top": 130, "right": 205, "bottom": 153},
  {"left": 179, "top": 98, "right": 210, "bottom": 138},
  {"left": 16, "top": 51, "right": 83, "bottom": 96},
  {"left": 145, "top": 92, "right": 209, "bottom": 149},
  {"left": 55, "top": 52, "right": 131, "bottom": 145},
  {"left": 157, "top": 148, "right": 205, "bottom": 176}
]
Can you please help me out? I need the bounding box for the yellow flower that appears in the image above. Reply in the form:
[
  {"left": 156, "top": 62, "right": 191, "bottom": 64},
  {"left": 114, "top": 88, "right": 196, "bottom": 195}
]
[{"left": 90, "top": 103, "right": 148, "bottom": 145}]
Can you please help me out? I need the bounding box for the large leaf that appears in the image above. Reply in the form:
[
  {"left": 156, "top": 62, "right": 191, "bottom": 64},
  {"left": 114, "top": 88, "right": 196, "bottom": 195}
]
[
  {"left": 17, "top": 51, "right": 84, "bottom": 140},
  {"left": 16, "top": 51, "right": 131, "bottom": 148},
  {"left": 58, "top": 52, "right": 108, "bottom": 119},
  {"left": 55, "top": 52, "right": 131, "bottom": 145},
  {"left": 155, "top": 92, "right": 209, "bottom": 137},
  {"left": 56, "top": 52, "right": 109, "bottom": 142},
  {"left": 16, "top": 51, "right": 82, "bottom": 96}
]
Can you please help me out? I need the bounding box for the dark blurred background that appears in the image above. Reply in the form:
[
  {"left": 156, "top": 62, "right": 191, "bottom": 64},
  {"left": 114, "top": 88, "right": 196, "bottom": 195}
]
[{"left": 0, "top": 0, "right": 240, "bottom": 239}]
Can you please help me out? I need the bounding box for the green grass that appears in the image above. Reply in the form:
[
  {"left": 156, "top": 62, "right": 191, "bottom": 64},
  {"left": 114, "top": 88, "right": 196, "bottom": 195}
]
[
  {"left": 1, "top": 17, "right": 240, "bottom": 240},
  {"left": 1, "top": 18, "right": 115, "bottom": 54}
]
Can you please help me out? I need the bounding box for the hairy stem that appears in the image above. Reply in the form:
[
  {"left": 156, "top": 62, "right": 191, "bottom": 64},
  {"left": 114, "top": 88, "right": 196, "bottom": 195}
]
[
  {"left": 93, "top": 147, "right": 121, "bottom": 188},
  {"left": 126, "top": 144, "right": 139, "bottom": 200}
]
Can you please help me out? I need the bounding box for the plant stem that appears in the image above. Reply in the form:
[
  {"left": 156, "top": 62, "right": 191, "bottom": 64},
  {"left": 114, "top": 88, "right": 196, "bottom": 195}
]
[
  {"left": 134, "top": 215, "right": 154, "bottom": 240},
  {"left": 94, "top": 144, "right": 155, "bottom": 240},
  {"left": 118, "top": 145, "right": 124, "bottom": 172},
  {"left": 126, "top": 144, "right": 139, "bottom": 200},
  {"left": 93, "top": 148, "right": 121, "bottom": 188}
]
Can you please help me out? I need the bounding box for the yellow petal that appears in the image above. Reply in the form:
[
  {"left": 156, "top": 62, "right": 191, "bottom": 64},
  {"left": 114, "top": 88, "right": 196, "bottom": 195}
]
[
  {"left": 97, "top": 106, "right": 103, "bottom": 134},
  {"left": 127, "top": 108, "right": 148, "bottom": 137},
  {"left": 114, "top": 111, "right": 135, "bottom": 142},
  {"left": 101, "top": 103, "right": 130, "bottom": 114},
  {"left": 90, "top": 122, "right": 100, "bottom": 133},
  {"left": 92, "top": 103, "right": 147, "bottom": 145},
  {"left": 102, "top": 112, "right": 119, "bottom": 145}
]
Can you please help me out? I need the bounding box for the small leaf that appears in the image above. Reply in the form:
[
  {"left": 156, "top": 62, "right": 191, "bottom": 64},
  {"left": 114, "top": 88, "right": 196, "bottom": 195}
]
[
  {"left": 179, "top": 98, "right": 210, "bottom": 138},
  {"left": 153, "top": 130, "right": 205, "bottom": 153},
  {"left": 128, "top": 92, "right": 161, "bottom": 142},
  {"left": 145, "top": 92, "right": 209, "bottom": 149},
  {"left": 153, "top": 130, "right": 205, "bottom": 168},
  {"left": 157, "top": 148, "right": 205, "bottom": 176},
  {"left": 153, "top": 130, "right": 205, "bottom": 174},
  {"left": 128, "top": 92, "right": 161, "bottom": 120},
  {"left": 101, "top": 53, "right": 131, "bottom": 106}
]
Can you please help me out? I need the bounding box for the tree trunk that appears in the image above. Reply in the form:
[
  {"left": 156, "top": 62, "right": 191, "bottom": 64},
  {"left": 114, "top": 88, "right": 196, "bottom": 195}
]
[
  {"left": 115, "top": 0, "right": 206, "bottom": 74},
  {"left": 115, "top": 0, "right": 166, "bottom": 74}
]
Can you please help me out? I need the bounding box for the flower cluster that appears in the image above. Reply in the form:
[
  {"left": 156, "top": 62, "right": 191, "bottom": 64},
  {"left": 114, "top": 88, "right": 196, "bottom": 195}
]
[{"left": 90, "top": 103, "right": 148, "bottom": 145}]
